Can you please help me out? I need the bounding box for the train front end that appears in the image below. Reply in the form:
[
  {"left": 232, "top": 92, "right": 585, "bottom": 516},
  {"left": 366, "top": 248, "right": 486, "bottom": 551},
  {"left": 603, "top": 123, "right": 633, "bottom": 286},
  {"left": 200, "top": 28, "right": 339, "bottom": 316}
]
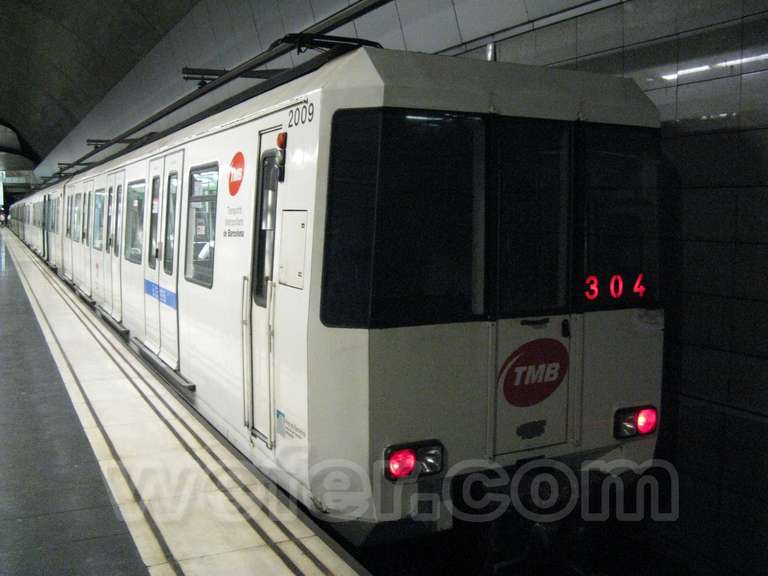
[{"left": 308, "top": 48, "right": 664, "bottom": 543}]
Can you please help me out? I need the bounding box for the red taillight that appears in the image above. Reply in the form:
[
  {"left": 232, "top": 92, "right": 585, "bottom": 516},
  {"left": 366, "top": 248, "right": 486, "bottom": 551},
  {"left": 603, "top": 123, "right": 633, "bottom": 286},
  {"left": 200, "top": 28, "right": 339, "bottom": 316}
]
[
  {"left": 387, "top": 448, "right": 417, "bottom": 480},
  {"left": 615, "top": 406, "right": 659, "bottom": 439},
  {"left": 636, "top": 408, "right": 658, "bottom": 435}
]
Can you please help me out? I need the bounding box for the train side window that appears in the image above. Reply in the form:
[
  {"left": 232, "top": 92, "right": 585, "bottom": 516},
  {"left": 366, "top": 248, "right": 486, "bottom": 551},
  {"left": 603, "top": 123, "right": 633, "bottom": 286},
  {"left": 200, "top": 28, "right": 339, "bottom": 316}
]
[
  {"left": 114, "top": 185, "right": 123, "bottom": 256},
  {"left": 148, "top": 176, "right": 161, "bottom": 270},
  {"left": 93, "top": 190, "right": 105, "bottom": 251},
  {"left": 253, "top": 152, "right": 280, "bottom": 306},
  {"left": 163, "top": 172, "right": 178, "bottom": 276},
  {"left": 185, "top": 164, "right": 218, "bottom": 288},
  {"left": 124, "top": 181, "right": 146, "bottom": 264}
]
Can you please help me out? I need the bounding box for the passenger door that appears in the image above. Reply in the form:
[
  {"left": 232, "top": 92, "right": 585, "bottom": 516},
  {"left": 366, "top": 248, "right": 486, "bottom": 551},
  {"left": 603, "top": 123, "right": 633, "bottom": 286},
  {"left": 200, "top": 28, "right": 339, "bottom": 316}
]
[
  {"left": 143, "top": 159, "right": 164, "bottom": 353},
  {"left": 158, "top": 150, "right": 183, "bottom": 368},
  {"left": 42, "top": 195, "right": 48, "bottom": 260},
  {"left": 81, "top": 181, "right": 93, "bottom": 294},
  {"left": 493, "top": 120, "right": 579, "bottom": 456},
  {"left": 248, "top": 135, "right": 282, "bottom": 447},
  {"left": 91, "top": 188, "right": 105, "bottom": 304},
  {"left": 111, "top": 173, "right": 125, "bottom": 321},
  {"left": 63, "top": 192, "right": 72, "bottom": 279},
  {"left": 72, "top": 190, "right": 82, "bottom": 285}
]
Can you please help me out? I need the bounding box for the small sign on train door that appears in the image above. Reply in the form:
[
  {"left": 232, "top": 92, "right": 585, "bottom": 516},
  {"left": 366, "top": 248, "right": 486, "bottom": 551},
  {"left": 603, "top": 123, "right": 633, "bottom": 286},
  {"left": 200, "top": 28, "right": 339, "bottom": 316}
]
[{"left": 278, "top": 210, "right": 307, "bottom": 289}]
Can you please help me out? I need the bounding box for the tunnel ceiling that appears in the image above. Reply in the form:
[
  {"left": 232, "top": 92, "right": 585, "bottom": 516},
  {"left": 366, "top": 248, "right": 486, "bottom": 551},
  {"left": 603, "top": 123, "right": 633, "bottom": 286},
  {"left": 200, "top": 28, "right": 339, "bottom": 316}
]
[{"left": 0, "top": 0, "right": 200, "bottom": 163}]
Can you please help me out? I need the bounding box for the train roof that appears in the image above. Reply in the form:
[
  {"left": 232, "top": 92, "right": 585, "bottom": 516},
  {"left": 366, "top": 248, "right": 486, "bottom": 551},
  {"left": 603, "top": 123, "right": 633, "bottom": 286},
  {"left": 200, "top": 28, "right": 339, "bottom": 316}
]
[
  {"left": 339, "top": 47, "right": 659, "bottom": 127},
  {"left": 20, "top": 46, "right": 658, "bottom": 204}
]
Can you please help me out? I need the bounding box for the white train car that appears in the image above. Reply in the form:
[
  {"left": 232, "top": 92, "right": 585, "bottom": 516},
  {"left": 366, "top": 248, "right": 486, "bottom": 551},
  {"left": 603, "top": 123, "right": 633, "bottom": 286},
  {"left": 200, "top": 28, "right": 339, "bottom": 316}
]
[{"left": 12, "top": 46, "right": 664, "bottom": 543}]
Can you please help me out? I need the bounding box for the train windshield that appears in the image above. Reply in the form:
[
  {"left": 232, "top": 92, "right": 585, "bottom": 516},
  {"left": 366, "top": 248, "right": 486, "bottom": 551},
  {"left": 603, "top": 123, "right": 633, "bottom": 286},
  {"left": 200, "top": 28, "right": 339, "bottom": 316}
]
[
  {"left": 322, "top": 109, "right": 661, "bottom": 329},
  {"left": 578, "top": 124, "right": 661, "bottom": 310}
]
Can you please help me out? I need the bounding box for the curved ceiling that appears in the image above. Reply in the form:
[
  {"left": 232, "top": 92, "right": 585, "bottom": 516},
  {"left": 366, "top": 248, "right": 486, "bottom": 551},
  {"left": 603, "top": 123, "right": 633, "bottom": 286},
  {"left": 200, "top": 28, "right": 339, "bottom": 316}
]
[{"left": 0, "top": 0, "right": 199, "bottom": 162}]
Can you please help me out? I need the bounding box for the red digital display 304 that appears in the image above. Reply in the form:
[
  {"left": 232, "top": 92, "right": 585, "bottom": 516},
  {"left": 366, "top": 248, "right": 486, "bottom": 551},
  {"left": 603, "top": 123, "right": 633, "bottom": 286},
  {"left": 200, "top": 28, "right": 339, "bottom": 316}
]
[{"left": 584, "top": 273, "right": 647, "bottom": 302}]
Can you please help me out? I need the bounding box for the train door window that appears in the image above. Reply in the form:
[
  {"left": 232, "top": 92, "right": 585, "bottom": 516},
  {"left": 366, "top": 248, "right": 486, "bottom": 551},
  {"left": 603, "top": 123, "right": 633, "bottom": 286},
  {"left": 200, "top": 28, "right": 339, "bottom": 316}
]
[
  {"left": 73, "top": 194, "right": 81, "bottom": 243},
  {"left": 148, "top": 176, "right": 161, "bottom": 269},
  {"left": 93, "top": 190, "right": 105, "bottom": 250},
  {"left": 84, "top": 191, "right": 91, "bottom": 246},
  {"left": 253, "top": 153, "right": 280, "bottom": 306},
  {"left": 114, "top": 185, "right": 122, "bottom": 256},
  {"left": 106, "top": 187, "right": 113, "bottom": 251},
  {"left": 163, "top": 172, "right": 178, "bottom": 275},
  {"left": 124, "top": 181, "right": 145, "bottom": 264},
  {"left": 65, "top": 197, "right": 71, "bottom": 238},
  {"left": 185, "top": 165, "right": 218, "bottom": 287},
  {"left": 496, "top": 119, "right": 571, "bottom": 317},
  {"left": 576, "top": 123, "right": 661, "bottom": 310}
]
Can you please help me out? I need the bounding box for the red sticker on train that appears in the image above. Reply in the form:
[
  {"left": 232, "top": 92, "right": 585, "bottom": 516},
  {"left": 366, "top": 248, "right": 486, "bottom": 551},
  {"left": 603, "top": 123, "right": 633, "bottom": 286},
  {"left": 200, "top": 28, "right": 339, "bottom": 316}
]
[
  {"left": 498, "top": 339, "right": 569, "bottom": 407},
  {"left": 228, "top": 151, "right": 245, "bottom": 196}
]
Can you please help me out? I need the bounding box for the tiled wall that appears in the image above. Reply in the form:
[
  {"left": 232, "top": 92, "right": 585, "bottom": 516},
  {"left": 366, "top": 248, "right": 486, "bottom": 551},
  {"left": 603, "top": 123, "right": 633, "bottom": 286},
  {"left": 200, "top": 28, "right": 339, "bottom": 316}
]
[{"left": 461, "top": 2, "right": 768, "bottom": 573}]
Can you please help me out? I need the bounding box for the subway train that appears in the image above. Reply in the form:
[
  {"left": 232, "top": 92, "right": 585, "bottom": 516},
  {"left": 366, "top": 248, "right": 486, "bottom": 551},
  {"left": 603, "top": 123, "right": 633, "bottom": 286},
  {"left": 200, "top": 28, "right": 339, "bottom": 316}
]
[{"left": 10, "top": 45, "right": 664, "bottom": 543}]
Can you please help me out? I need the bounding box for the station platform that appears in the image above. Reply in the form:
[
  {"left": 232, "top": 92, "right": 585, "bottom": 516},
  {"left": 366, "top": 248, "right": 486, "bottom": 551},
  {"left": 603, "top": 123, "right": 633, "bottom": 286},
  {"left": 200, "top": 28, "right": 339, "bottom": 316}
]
[{"left": 0, "top": 230, "right": 364, "bottom": 576}]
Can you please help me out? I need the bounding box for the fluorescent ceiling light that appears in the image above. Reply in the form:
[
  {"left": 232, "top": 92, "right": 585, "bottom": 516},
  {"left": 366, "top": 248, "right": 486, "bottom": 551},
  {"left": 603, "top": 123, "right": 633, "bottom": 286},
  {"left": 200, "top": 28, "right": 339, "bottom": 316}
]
[
  {"left": 716, "top": 53, "right": 768, "bottom": 67},
  {"left": 662, "top": 65, "right": 711, "bottom": 81}
]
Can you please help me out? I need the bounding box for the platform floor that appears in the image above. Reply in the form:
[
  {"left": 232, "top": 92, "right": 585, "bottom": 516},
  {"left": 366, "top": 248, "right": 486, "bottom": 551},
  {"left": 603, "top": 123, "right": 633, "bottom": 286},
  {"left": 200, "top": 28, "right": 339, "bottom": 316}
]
[{"left": 0, "top": 230, "right": 363, "bottom": 576}]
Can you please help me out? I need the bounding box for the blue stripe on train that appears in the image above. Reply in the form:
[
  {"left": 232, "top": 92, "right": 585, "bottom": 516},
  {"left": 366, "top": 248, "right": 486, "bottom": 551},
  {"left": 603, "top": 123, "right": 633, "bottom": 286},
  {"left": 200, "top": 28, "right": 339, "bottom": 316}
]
[{"left": 144, "top": 280, "right": 177, "bottom": 310}]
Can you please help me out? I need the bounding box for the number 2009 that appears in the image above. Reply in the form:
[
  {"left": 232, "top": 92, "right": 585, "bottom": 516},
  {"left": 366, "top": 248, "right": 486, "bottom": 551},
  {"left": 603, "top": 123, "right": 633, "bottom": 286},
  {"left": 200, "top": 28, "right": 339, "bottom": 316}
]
[{"left": 288, "top": 103, "right": 314, "bottom": 127}]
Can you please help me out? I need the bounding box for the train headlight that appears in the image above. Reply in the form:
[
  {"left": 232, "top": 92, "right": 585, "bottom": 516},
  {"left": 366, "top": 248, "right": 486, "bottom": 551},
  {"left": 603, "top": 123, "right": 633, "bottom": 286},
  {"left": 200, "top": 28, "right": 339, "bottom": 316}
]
[
  {"left": 614, "top": 406, "right": 658, "bottom": 439},
  {"left": 385, "top": 441, "right": 444, "bottom": 481}
]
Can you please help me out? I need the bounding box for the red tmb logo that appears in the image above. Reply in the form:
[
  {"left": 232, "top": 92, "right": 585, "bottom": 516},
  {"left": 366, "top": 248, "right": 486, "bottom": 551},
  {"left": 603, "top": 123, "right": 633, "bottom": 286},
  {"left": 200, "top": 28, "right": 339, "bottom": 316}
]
[
  {"left": 228, "top": 151, "right": 245, "bottom": 196},
  {"left": 499, "top": 339, "right": 569, "bottom": 407}
]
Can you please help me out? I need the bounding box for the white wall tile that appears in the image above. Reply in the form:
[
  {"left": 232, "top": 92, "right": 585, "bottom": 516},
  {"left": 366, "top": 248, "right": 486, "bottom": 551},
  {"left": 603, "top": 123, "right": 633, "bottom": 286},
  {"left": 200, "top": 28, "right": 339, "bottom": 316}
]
[
  {"left": 523, "top": 0, "right": 588, "bottom": 20},
  {"left": 353, "top": 3, "right": 406, "bottom": 50},
  {"left": 452, "top": 0, "right": 527, "bottom": 42},
  {"left": 397, "top": 0, "right": 461, "bottom": 53},
  {"left": 624, "top": 0, "right": 676, "bottom": 46},
  {"left": 309, "top": 0, "right": 351, "bottom": 21},
  {"left": 577, "top": 5, "right": 623, "bottom": 56},
  {"left": 279, "top": 0, "right": 316, "bottom": 33}
]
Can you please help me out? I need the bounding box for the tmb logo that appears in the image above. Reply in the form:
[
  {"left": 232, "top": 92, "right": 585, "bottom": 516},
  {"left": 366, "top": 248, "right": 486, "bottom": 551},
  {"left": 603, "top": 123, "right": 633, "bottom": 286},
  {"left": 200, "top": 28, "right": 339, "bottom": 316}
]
[
  {"left": 498, "top": 339, "right": 569, "bottom": 407},
  {"left": 228, "top": 151, "right": 245, "bottom": 196}
]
